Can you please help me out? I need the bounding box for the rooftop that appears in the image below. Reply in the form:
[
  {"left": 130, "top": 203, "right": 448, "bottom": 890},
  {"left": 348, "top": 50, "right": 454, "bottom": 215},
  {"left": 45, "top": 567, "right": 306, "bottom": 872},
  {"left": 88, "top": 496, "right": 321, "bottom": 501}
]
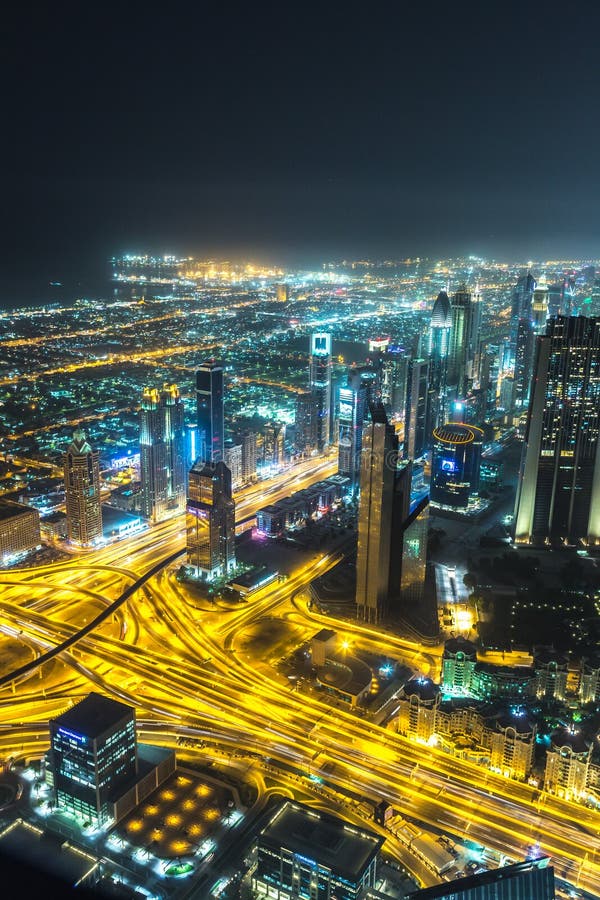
[
  {"left": 407, "top": 857, "right": 553, "bottom": 898},
  {"left": 51, "top": 692, "right": 134, "bottom": 740},
  {"left": 0, "top": 499, "right": 37, "bottom": 522},
  {"left": 259, "top": 800, "right": 383, "bottom": 882}
]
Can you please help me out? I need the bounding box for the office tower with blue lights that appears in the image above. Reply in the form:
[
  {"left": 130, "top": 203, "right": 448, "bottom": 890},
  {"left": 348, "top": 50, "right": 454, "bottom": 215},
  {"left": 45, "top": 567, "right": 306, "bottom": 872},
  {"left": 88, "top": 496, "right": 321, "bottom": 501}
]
[
  {"left": 510, "top": 272, "right": 536, "bottom": 360},
  {"left": 430, "top": 422, "right": 484, "bottom": 509},
  {"left": 380, "top": 345, "right": 410, "bottom": 420},
  {"left": 196, "top": 359, "right": 225, "bottom": 463},
  {"left": 64, "top": 429, "right": 103, "bottom": 547},
  {"left": 184, "top": 423, "right": 200, "bottom": 473},
  {"left": 186, "top": 459, "right": 235, "bottom": 579},
  {"left": 308, "top": 333, "right": 332, "bottom": 451},
  {"left": 49, "top": 692, "right": 137, "bottom": 827},
  {"left": 447, "top": 285, "right": 472, "bottom": 396},
  {"left": 139, "top": 384, "right": 186, "bottom": 523},
  {"left": 338, "top": 369, "right": 367, "bottom": 488},
  {"left": 514, "top": 315, "right": 600, "bottom": 546}
]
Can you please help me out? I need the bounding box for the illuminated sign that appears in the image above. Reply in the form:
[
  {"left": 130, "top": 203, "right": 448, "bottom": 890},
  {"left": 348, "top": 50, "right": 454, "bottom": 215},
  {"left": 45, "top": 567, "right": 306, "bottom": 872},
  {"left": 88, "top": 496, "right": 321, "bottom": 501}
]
[
  {"left": 440, "top": 459, "right": 457, "bottom": 473},
  {"left": 368, "top": 336, "right": 390, "bottom": 352},
  {"left": 311, "top": 333, "right": 332, "bottom": 356},
  {"left": 58, "top": 728, "right": 86, "bottom": 743},
  {"left": 295, "top": 853, "right": 317, "bottom": 868}
]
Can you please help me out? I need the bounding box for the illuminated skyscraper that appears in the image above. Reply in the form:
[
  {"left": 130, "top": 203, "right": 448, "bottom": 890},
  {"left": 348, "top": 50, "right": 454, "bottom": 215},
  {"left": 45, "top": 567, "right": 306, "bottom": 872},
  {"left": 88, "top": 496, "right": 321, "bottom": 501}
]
[
  {"left": 240, "top": 430, "right": 258, "bottom": 483},
  {"left": 309, "top": 333, "right": 332, "bottom": 451},
  {"left": 447, "top": 285, "right": 472, "bottom": 395},
  {"left": 380, "top": 346, "right": 410, "bottom": 420},
  {"left": 509, "top": 271, "right": 536, "bottom": 360},
  {"left": 356, "top": 405, "right": 398, "bottom": 623},
  {"left": 139, "top": 384, "right": 186, "bottom": 523},
  {"left": 186, "top": 460, "right": 235, "bottom": 579},
  {"left": 294, "top": 389, "right": 316, "bottom": 454},
  {"left": 196, "top": 359, "right": 225, "bottom": 463},
  {"left": 338, "top": 370, "right": 367, "bottom": 488},
  {"left": 427, "top": 291, "right": 452, "bottom": 429},
  {"left": 514, "top": 316, "right": 600, "bottom": 545},
  {"left": 404, "top": 358, "right": 432, "bottom": 459},
  {"left": 64, "top": 429, "right": 103, "bottom": 547}
]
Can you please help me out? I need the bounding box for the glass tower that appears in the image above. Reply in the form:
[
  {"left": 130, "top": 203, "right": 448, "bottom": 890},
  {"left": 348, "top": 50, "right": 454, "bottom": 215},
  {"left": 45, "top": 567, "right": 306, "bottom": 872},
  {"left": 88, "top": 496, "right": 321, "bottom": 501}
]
[
  {"left": 309, "top": 333, "right": 332, "bottom": 451},
  {"left": 139, "top": 384, "right": 186, "bottom": 523},
  {"left": 64, "top": 429, "right": 103, "bottom": 547},
  {"left": 514, "top": 315, "right": 600, "bottom": 545},
  {"left": 186, "top": 459, "right": 236, "bottom": 579},
  {"left": 196, "top": 359, "right": 225, "bottom": 463}
]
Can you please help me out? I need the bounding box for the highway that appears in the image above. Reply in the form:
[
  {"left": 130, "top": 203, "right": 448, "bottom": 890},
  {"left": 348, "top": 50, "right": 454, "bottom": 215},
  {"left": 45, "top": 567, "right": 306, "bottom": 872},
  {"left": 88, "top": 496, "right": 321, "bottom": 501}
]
[{"left": 0, "top": 453, "right": 598, "bottom": 894}]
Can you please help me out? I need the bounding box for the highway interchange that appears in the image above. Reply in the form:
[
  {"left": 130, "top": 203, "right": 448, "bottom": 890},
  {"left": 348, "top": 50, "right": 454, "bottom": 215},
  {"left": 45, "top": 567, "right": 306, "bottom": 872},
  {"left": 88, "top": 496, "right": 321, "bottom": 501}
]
[{"left": 0, "top": 454, "right": 598, "bottom": 895}]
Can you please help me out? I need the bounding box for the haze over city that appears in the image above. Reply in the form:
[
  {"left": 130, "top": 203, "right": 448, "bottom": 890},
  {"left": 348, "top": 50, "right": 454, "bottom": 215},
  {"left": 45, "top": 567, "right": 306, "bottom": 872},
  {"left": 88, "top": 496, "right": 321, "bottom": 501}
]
[{"left": 0, "top": 4, "right": 600, "bottom": 900}]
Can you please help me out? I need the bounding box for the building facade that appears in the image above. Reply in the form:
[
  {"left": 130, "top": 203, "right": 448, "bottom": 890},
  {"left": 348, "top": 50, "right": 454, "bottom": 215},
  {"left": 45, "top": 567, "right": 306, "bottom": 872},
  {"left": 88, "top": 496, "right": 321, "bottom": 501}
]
[
  {"left": 139, "top": 384, "right": 186, "bottom": 523},
  {"left": 309, "top": 332, "right": 332, "bottom": 451},
  {"left": 430, "top": 423, "right": 484, "bottom": 509},
  {"left": 544, "top": 729, "right": 591, "bottom": 802},
  {"left": 186, "top": 460, "right": 235, "bottom": 579},
  {"left": 514, "top": 316, "right": 600, "bottom": 545},
  {"left": 64, "top": 429, "right": 103, "bottom": 547},
  {"left": 196, "top": 359, "right": 225, "bottom": 463},
  {"left": 338, "top": 370, "right": 367, "bottom": 487},
  {"left": 0, "top": 500, "right": 41, "bottom": 565}
]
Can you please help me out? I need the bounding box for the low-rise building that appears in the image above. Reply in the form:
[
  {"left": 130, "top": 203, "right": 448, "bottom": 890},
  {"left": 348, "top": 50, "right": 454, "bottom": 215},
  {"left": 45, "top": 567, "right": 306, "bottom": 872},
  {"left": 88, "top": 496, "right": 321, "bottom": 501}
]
[
  {"left": 0, "top": 499, "right": 41, "bottom": 565},
  {"left": 544, "top": 728, "right": 591, "bottom": 802},
  {"left": 397, "top": 677, "right": 440, "bottom": 743}
]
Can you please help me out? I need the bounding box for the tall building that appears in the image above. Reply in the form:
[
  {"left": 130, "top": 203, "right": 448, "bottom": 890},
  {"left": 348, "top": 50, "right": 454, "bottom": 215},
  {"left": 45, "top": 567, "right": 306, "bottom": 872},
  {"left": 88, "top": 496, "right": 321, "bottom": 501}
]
[
  {"left": 49, "top": 692, "right": 137, "bottom": 827},
  {"left": 240, "top": 430, "right": 258, "bottom": 483},
  {"left": 447, "top": 285, "right": 472, "bottom": 396},
  {"left": 253, "top": 800, "right": 383, "bottom": 900},
  {"left": 430, "top": 423, "right": 484, "bottom": 509},
  {"left": 309, "top": 332, "right": 332, "bottom": 451},
  {"left": 427, "top": 291, "right": 452, "bottom": 429},
  {"left": 262, "top": 422, "right": 286, "bottom": 470},
  {"left": 64, "top": 429, "right": 103, "bottom": 547},
  {"left": 404, "top": 357, "right": 432, "bottom": 459},
  {"left": 514, "top": 316, "right": 600, "bottom": 545},
  {"left": 275, "top": 282, "right": 289, "bottom": 302},
  {"left": 509, "top": 272, "right": 536, "bottom": 360},
  {"left": 224, "top": 440, "right": 243, "bottom": 490},
  {"left": 381, "top": 345, "right": 410, "bottom": 420},
  {"left": 196, "top": 359, "right": 225, "bottom": 463},
  {"left": 139, "top": 384, "right": 186, "bottom": 523},
  {"left": 407, "top": 858, "right": 555, "bottom": 899},
  {"left": 0, "top": 500, "right": 41, "bottom": 565},
  {"left": 355, "top": 404, "right": 399, "bottom": 624},
  {"left": 294, "top": 389, "right": 316, "bottom": 454},
  {"left": 338, "top": 369, "right": 367, "bottom": 488},
  {"left": 186, "top": 459, "right": 235, "bottom": 580},
  {"left": 184, "top": 423, "right": 200, "bottom": 474}
]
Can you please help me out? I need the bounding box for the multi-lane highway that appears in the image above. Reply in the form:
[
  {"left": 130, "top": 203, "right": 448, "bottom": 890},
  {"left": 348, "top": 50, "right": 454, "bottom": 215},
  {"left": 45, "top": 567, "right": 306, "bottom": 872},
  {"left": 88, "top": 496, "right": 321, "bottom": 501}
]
[{"left": 0, "top": 455, "right": 598, "bottom": 894}]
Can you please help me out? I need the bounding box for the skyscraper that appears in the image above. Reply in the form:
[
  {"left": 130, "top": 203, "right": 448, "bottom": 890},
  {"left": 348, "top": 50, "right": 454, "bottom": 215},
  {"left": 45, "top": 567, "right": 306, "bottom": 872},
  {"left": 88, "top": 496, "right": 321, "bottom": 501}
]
[
  {"left": 64, "top": 429, "right": 103, "bottom": 547},
  {"left": 404, "top": 358, "right": 432, "bottom": 460},
  {"left": 380, "top": 346, "right": 410, "bottom": 420},
  {"left": 427, "top": 291, "right": 452, "bottom": 429},
  {"left": 309, "top": 333, "right": 332, "bottom": 451},
  {"left": 338, "top": 370, "right": 367, "bottom": 488},
  {"left": 509, "top": 272, "right": 536, "bottom": 360},
  {"left": 186, "top": 460, "right": 236, "bottom": 579},
  {"left": 447, "top": 285, "right": 472, "bottom": 396},
  {"left": 430, "top": 423, "right": 484, "bottom": 508},
  {"left": 196, "top": 359, "right": 225, "bottom": 463},
  {"left": 139, "top": 384, "right": 186, "bottom": 523},
  {"left": 356, "top": 404, "right": 398, "bottom": 624},
  {"left": 514, "top": 316, "right": 600, "bottom": 545},
  {"left": 294, "top": 389, "right": 316, "bottom": 454}
]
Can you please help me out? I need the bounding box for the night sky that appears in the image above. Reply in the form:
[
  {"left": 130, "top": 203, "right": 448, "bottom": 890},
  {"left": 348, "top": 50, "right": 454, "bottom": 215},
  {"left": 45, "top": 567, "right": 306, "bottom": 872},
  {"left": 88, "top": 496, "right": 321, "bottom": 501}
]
[{"left": 2, "top": 3, "right": 600, "bottom": 301}]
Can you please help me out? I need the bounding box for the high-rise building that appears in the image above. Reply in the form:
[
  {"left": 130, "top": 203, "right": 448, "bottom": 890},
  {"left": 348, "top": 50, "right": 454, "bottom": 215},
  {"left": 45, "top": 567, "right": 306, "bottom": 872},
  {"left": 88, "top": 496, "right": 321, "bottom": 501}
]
[
  {"left": 381, "top": 345, "right": 410, "bottom": 420},
  {"left": 49, "top": 692, "right": 137, "bottom": 827},
  {"left": 186, "top": 460, "right": 235, "bottom": 580},
  {"left": 404, "top": 358, "right": 432, "bottom": 459},
  {"left": 64, "top": 429, "right": 103, "bottom": 547},
  {"left": 309, "top": 333, "right": 332, "bottom": 451},
  {"left": 407, "top": 858, "right": 555, "bottom": 899},
  {"left": 240, "top": 430, "right": 258, "bottom": 483},
  {"left": 430, "top": 423, "right": 484, "bottom": 509},
  {"left": 337, "top": 370, "right": 367, "bottom": 488},
  {"left": 512, "top": 317, "right": 534, "bottom": 413},
  {"left": 139, "top": 384, "right": 186, "bottom": 523},
  {"left": 427, "top": 291, "right": 452, "bottom": 430},
  {"left": 514, "top": 316, "right": 600, "bottom": 545},
  {"left": 224, "top": 440, "right": 243, "bottom": 490},
  {"left": 509, "top": 272, "right": 536, "bottom": 359},
  {"left": 262, "top": 422, "right": 286, "bottom": 471},
  {"left": 0, "top": 500, "right": 41, "bottom": 565},
  {"left": 196, "top": 359, "right": 225, "bottom": 463},
  {"left": 447, "top": 285, "right": 472, "bottom": 395},
  {"left": 294, "top": 389, "right": 316, "bottom": 454},
  {"left": 275, "top": 282, "right": 289, "bottom": 302},
  {"left": 355, "top": 405, "right": 398, "bottom": 624},
  {"left": 184, "top": 423, "right": 200, "bottom": 475},
  {"left": 253, "top": 800, "right": 383, "bottom": 900}
]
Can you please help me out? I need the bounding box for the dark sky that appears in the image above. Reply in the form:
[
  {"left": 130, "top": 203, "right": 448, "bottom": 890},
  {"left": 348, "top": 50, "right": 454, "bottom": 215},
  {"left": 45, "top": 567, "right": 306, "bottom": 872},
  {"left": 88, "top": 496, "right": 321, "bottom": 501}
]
[{"left": 2, "top": 3, "right": 600, "bottom": 299}]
